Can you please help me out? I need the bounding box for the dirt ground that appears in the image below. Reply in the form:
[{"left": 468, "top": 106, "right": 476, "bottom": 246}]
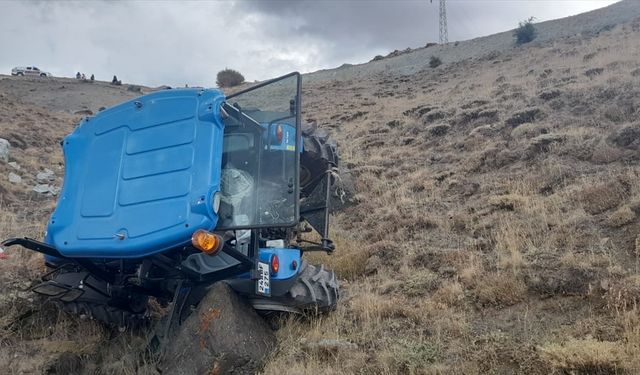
[{"left": 2, "top": 2, "right": 640, "bottom": 374}]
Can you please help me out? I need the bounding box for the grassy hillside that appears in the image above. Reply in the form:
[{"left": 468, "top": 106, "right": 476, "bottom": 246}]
[
  {"left": 264, "top": 16, "right": 640, "bottom": 374},
  {"left": 1, "top": 7, "right": 640, "bottom": 375}
]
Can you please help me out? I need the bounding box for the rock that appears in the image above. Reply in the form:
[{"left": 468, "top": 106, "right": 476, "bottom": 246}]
[
  {"left": 302, "top": 339, "right": 358, "bottom": 357},
  {"left": 8, "top": 161, "right": 20, "bottom": 170},
  {"left": 0, "top": 138, "right": 9, "bottom": 162},
  {"left": 36, "top": 168, "right": 55, "bottom": 182},
  {"left": 160, "top": 283, "right": 275, "bottom": 375},
  {"left": 33, "top": 184, "right": 59, "bottom": 195},
  {"left": 8, "top": 172, "right": 21, "bottom": 184}
]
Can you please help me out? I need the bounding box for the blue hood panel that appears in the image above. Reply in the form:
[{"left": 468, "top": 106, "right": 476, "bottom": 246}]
[{"left": 47, "top": 89, "right": 226, "bottom": 258}]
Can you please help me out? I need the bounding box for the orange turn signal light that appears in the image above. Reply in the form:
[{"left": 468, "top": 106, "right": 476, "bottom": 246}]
[{"left": 191, "top": 229, "right": 223, "bottom": 255}]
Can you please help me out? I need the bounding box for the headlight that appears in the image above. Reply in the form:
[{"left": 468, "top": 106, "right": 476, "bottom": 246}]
[{"left": 212, "top": 191, "right": 221, "bottom": 214}]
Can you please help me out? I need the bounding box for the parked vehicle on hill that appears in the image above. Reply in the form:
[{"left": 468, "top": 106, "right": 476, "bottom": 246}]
[
  {"left": 3, "top": 72, "right": 340, "bottom": 338},
  {"left": 11, "top": 66, "right": 52, "bottom": 77}
]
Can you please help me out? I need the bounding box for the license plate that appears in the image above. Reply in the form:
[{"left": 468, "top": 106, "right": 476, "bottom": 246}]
[{"left": 256, "top": 261, "right": 271, "bottom": 297}]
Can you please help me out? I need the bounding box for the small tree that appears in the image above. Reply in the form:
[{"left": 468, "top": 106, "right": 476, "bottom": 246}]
[
  {"left": 514, "top": 17, "right": 537, "bottom": 45},
  {"left": 429, "top": 56, "right": 442, "bottom": 68},
  {"left": 216, "top": 68, "right": 245, "bottom": 88}
]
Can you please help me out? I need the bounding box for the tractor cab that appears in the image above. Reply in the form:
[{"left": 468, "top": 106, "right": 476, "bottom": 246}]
[{"left": 217, "top": 74, "right": 300, "bottom": 232}]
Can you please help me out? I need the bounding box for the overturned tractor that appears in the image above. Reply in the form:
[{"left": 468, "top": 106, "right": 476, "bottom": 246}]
[{"left": 3, "top": 73, "right": 342, "bottom": 338}]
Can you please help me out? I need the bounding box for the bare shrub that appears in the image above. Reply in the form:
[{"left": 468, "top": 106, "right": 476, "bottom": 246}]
[
  {"left": 514, "top": 17, "right": 537, "bottom": 45},
  {"left": 216, "top": 68, "right": 245, "bottom": 88},
  {"left": 429, "top": 56, "right": 442, "bottom": 68}
]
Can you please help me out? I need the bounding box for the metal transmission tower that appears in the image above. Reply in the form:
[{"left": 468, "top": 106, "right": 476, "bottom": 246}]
[{"left": 431, "top": 0, "right": 448, "bottom": 44}]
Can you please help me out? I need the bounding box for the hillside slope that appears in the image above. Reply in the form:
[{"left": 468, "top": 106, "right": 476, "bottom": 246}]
[
  {"left": 1, "top": 3, "right": 640, "bottom": 374},
  {"left": 264, "top": 10, "right": 640, "bottom": 374},
  {"left": 308, "top": 0, "right": 640, "bottom": 83}
]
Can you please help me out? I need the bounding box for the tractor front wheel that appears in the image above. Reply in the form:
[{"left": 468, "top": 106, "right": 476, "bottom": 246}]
[{"left": 249, "top": 261, "right": 339, "bottom": 314}]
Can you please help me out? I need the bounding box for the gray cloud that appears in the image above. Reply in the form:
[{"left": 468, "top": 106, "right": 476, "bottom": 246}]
[{"left": 0, "top": 0, "right": 618, "bottom": 87}]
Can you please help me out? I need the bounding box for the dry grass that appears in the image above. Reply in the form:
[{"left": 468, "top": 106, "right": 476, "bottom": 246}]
[
  {"left": 539, "top": 338, "right": 626, "bottom": 374},
  {"left": 275, "top": 20, "right": 640, "bottom": 374}
]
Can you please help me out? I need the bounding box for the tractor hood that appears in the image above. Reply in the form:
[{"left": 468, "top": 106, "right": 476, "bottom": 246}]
[{"left": 46, "top": 88, "right": 226, "bottom": 258}]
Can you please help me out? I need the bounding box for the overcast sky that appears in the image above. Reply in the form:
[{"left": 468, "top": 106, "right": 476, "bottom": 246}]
[{"left": 1, "top": 0, "right": 619, "bottom": 87}]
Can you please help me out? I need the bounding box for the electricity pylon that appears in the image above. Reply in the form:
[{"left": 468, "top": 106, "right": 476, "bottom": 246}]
[{"left": 431, "top": 0, "right": 448, "bottom": 44}]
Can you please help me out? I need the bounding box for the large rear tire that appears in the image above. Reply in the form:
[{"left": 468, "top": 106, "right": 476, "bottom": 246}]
[{"left": 300, "top": 122, "right": 338, "bottom": 197}]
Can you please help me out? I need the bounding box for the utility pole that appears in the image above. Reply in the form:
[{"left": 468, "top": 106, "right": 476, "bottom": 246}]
[{"left": 431, "top": 0, "right": 448, "bottom": 44}]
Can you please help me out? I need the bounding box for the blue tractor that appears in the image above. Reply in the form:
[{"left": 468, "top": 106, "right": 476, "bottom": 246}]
[{"left": 2, "top": 72, "right": 340, "bottom": 330}]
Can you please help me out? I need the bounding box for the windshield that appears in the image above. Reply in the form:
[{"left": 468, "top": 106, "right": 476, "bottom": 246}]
[{"left": 216, "top": 73, "right": 301, "bottom": 230}]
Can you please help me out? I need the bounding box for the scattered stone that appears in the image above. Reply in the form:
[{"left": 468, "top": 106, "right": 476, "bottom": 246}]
[
  {"left": 0, "top": 138, "right": 9, "bottom": 162},
  {"left": 8, "top": 172, "right": 21, "bottom": 184},
  {"left": 8, "top": 161, "right": 20, "bottom": 170},
  {"left": 36, "top": 168, "right": 55, "bottom": 182},
  {"left": 33, "top": 184, "right": 59, "bottom": 195}
]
